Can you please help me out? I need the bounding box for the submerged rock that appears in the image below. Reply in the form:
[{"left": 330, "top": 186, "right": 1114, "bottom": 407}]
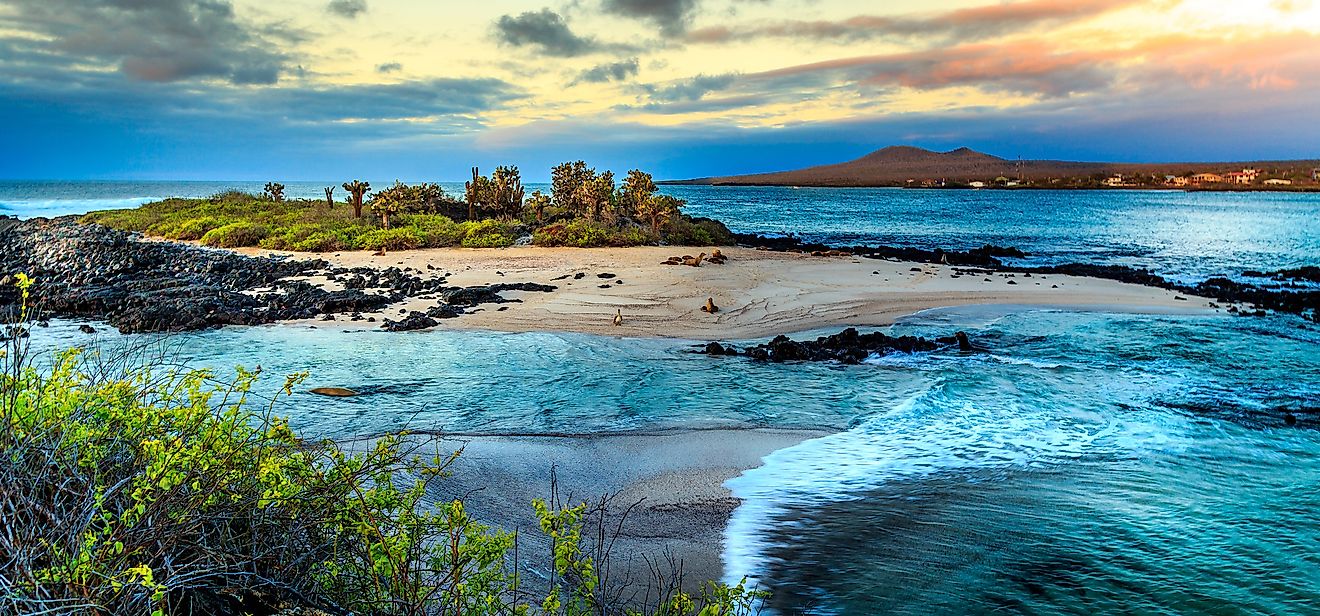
[{"left": 308, "top": 387, "right": 360, "bottom": 397}]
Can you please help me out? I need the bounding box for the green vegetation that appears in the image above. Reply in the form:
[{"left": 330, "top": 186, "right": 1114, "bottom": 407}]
[
  {"left": 83, "top": 190, "right": 518, "bottom": 252},
  {"left": 1, "top": 276, "right": 764, "bottom": 615},
  {"left": 82, "top": 163, "right": 735, "bottom": 252}
]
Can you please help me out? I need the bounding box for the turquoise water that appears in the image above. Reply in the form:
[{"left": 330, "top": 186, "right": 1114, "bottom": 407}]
[
  {"left": 8, "top": 181, "right": 1320, "bottom": 613},
  {"left": 30, "top": 307, "right": 1320, "bottom": 614}
]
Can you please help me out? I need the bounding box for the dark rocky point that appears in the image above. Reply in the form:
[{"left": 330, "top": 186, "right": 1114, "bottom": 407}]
[{"left": 0, "top": 217, "right": 557, "bottom": 333}]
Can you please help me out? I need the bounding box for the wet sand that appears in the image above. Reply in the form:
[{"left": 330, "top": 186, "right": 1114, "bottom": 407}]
[{"left": 412, "top": 428, "right": 827, "bottom": 595}]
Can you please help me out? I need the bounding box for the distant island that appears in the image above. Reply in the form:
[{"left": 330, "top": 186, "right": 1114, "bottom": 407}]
[{"left": 668, "top": 145, "right": 1320, "bottom": 190}]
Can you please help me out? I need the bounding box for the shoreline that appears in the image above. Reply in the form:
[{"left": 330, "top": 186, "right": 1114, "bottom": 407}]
[
  {"left": 7, "top": 216, "right": 1308, "bottom": 340},
  {"left": 249, "top": 245, "right": 1221, "bottom": 340},
  {"left": 421, "top": 427, "right": 830, "bottom": 594}
]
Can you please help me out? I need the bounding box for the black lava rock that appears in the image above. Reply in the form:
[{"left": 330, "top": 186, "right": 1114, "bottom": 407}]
[
  {"left": 706, "top": 327, "right": 943, "bottom": 364},
  {"left": 382, "top": 311, "right": 438, "bottom": 332}
]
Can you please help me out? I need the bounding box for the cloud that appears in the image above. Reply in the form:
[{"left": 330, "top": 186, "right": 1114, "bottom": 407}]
[
  {"left": 575, "top": 58, "right": 641, "bottom": 83},
  {"left": 376, "top": 62, "right": 402, "bottom": 73},
  {"left": 326, "top": 0, "right": 367, "bottom": 18},
  {"left": 262, "top": 79, "right": 523, "bottom": 122},
  {"left": 754, "top": 41, "right": 1113, "bottom": 97},
  {"left": 642, "top": 73, "right": 738, "bottom": 101},
  {"left": 687, "top": 0, "right": 1139, "bottom": 44},
  {"left": 493, "top": 9, "right": 601, "bottom": 57},
  {"left": 602, "top": 0, "right": 699, "bottom": 35},
  {"left": 1, "top": 0, "right": 294, "bottom": 85}
]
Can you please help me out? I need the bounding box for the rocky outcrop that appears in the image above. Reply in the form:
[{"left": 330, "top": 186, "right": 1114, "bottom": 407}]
[
  {"left": 382, "top": 311, "right": 439, "bottom": 332},
  {"left": 1017, "top": 264, "right": 1319, "bottom": 322},
  {"left": 0, "top": 217, "right": 557, "bottom": 333},
  {"left": 734, "top": 232, "right": 1026, "bottom": 267},
  {"left": 702, "top": 327, "right": 958, "bottom": 363}
]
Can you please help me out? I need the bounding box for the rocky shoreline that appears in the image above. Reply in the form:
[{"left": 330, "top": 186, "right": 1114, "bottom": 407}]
[{"left": 0, "top": 216, "right": 554, "bottom": 333}]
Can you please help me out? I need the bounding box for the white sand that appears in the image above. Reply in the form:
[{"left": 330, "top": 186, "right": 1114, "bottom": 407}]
[{"left": 243, "top": 246, "right": 1218, "bottom": 339}]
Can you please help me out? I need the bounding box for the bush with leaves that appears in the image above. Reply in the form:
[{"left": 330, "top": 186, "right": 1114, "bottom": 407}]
[
  {"left": 354, "top": 227, "right": 425, "bottom": 251},
  {"left": 370, "top": 182, "right": 454, "bottom": 229},
  {"left": 200, "top": 222, "right": 270, "bottom": 248},
  {"left": 1, "top": 275, "right": 765, "bottom": 615},
  {"left": 667, "top": 217, "right": 736, "bottom": 247},
  {"left": 461, "top": 220, "right": 517, "bottom": 248}
]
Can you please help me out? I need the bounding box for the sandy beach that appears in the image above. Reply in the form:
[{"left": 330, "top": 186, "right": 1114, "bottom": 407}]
[
  {"left": 244, "top": 245, "right": 1217, "bottom": 339},
  {"left": 410, "top": 428, "right": 827, "bottom": 597}
]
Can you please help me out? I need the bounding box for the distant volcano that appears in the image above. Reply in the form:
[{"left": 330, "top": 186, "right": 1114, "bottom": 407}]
[{"left": 668, "top": 146, "right": 1319, "bottom": 187}]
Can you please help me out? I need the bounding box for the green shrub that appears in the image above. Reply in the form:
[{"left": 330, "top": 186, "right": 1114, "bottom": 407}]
[
  {"left": 290, "top": 231, "right": 350, "bottom": 252},
  {"left": 200, "top": 222, "right": 270, "bottom": 248},
  {"left": 400, "top": 214, "right": 466, "bottom": 247},
  {"left": 354, "top": 227, "right": 423, "bottom": 251},
  {"left": 533, "top": 220, "right": 613, "bottom": 247},
  {"left": 460, "top": 219, "right": 516, "bottom": 248},
  {"left": 165, "top": 216, "right": 225, "bottom": 240},
  {"left": 0, "top": 275, "right": 766, "bottom": 616},
  {"left": 607, "top": 226, "right": 656, "bottom": 247},
  {"left": 83, "top": 187, "right": 735, "bottom": 255},
  {"left": 666, "top": 217, "right": 735, "bottom": 246}
]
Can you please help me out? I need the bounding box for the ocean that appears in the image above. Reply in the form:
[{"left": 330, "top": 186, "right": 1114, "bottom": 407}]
[
  {"left": 6, "top": 181, "right": 1320, "bottom": 614},
  {"left": 4, "top": 180, "right": 1319, "bottom": 284}
]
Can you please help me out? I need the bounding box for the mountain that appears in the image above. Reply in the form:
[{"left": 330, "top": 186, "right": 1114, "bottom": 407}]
[{"left": 669, "top": 146, "right": 1320, "bottom": 187}]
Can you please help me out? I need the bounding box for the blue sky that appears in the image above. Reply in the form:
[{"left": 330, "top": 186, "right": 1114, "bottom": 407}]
[{"left": 2, "top": 0, "right": 1318, "bottom": 181}]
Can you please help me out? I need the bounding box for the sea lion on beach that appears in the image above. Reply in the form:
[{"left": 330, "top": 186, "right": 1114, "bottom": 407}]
[
  {"left": 702, "top": 297, "right": 719, "bottom": 313},
  {"left": 683, "top": 253, "right": 706, "bottom": 267},
  {"left": 613, "top": 309, "right": 623, "bottom": 326},
  {"left": 371, "top": 248, "right": 386, "bottom": 256},
  {"left": 706, "top": 249, "right": 727, "bottom": 264}
]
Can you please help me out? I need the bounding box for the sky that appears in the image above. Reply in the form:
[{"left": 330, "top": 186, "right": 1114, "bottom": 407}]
[{"left": 1, "top": 0, "right": 1318, "bottom": 181}]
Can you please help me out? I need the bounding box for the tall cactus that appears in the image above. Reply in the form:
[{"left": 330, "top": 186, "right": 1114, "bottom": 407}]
[
  {"left": 323, "top": 186, "right": 335, "bottom": 209},
  {"left": 342, "top": 180, "right": 370, "bottom": 218},
  {"left": 465, "top": 167, "right": 482, "bottom": 222},
  {"left": 492, "top": 166, "right": 524, "bottom": 220}
]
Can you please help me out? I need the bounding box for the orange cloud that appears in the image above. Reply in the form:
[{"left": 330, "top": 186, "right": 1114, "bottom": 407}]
[{"left": 745, "top": 31, "right": 1320, "bottom": 98}]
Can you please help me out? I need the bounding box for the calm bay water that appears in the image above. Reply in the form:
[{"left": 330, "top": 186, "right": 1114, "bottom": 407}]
[{"left": 7, "top": 180, "right": 1320, "bottom": 614}]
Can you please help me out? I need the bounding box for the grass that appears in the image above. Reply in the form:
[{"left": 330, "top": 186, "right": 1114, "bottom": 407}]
[{"left": 82, "top": 191, "right": 735, "bottom": 252}]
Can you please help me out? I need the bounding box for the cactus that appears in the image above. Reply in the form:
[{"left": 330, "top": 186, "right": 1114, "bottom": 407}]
[
  {"left": 263, "top": 182, "right": 285, "bottom": 202},
  {"left": 342, "top": 180, "right": 370, "bottom": 218}
]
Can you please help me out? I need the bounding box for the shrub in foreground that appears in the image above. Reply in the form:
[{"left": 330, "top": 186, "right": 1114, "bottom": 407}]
[{"left": 0, "top": 277, "right": 764, "bottom": 615}]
